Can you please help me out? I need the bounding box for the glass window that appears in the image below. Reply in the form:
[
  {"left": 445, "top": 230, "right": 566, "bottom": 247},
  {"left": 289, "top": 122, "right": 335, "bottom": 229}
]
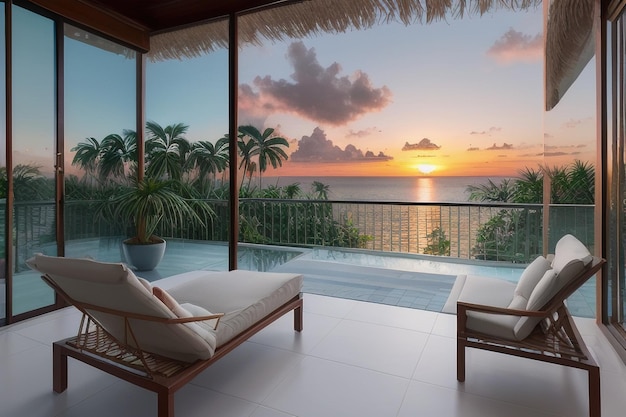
[
  {"left": 145, "top": 19, "right": 229, "bottom": 273},
  {"left": 11, "top": 5, "right": 56, "bottom": 315},
  {"left": 63, "top": 24, "right": 136, "bottom": 262},
  {"left": 607, "top": 9, "right": 626, "bottom": 337},
  {"left": 0, "top": 3, "right": 5, "bottom": 321}
]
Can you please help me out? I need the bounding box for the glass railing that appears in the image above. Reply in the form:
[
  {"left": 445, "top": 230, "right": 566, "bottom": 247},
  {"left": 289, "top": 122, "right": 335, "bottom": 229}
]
[{"left": 4, "top": 198, "right": 595, "bottom": 275}]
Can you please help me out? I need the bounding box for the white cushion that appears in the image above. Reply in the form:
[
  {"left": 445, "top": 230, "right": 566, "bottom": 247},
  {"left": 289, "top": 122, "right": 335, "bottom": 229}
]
[
  {"left": 526, "top": 269, "right": 558, "bottom": 311},
  {"left": 153, "top": 286, "right": 192, "bottom": 318},
  {"left": 514, "top": 269, "right": 558, "bottom": 340},
  {"left": 509, "top": 256, "right": 552, "bottom": 308},
  {"left": 167, "top": 270, "right": 303, "bottom": 347},
  {"left": 26, "top": 254, "right": 217, "bottom": 362},
  {"left": 551, "top": 234, "right": 592, "bottom": 274},
  {"left": 451, "top": 274, "right": 519, "bottom": 340}
]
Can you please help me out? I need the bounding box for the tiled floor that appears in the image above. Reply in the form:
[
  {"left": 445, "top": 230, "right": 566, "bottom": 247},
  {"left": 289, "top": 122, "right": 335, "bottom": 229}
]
[{"left": 1, "top": 291, "right": 625, "bottom": 417}]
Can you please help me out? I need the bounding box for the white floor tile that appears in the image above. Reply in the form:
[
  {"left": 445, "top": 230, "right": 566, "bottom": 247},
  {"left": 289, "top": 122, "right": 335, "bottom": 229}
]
[
  {"left": 460, "top": 349, "right": 591, "bottom": 417},
  {"left": 190, "top": 342, "right": 304, "bottom": 403},
  {"left": 311, "top": 318, "right": 428, "bottom": 377},
  {"left": 398, "top": 380, "right": 561, "bottom": 417},
  {"left": 248, "top": 310, "right": 341, "bottom": 354},
  {"left": 345, "top": 300, "right": 438, "bottom": 333},
  {"left": 302, "top": 293, "right": 358, "bottom": 318},
  {"left": 0, "top": 329, "right": 44, "bottom": 356},
  {"left": 412, "top": 334, "right": 458, "bottom": 388},
  {"left": 430, "top": 312, "right": 457, "bottom": 338},
  {"left": 13, "top": 312, "right": 82, "bottom": 345},
  {"left": 263, "top": 356, "right": 409, "bottom": 417},
  {"left": 250, "top": 405, "right": 295, "bottom": 417},
  {"left": 0, "top": 345, "right": 117, "bottom": 417}
]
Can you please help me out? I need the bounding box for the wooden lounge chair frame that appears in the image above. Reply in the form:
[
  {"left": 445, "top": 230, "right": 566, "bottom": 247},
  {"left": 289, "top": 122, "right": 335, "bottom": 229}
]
[
  {"left": 456, "top": 256, "right": 605, "bottom": 417},
  {"left": 42, "top": 274, "right": 304, "bottom": 417}
]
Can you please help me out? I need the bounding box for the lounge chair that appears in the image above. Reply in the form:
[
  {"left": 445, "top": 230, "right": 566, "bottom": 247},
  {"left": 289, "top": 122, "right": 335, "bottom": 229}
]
[
  {"left": 26, "top": 254, "right": 303, "bottom": 417},
  {"left": 443, "top": 234, "right": 605, "bottom": 417}
]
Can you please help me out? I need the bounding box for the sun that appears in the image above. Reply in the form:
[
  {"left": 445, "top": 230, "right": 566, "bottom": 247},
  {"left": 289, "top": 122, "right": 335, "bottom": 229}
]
[{"left": 416, "top": 164, "right": 436, "bottom": 175}]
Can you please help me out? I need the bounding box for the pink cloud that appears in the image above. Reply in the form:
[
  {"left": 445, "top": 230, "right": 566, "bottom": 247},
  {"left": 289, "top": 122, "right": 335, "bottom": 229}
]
[
  {"left": 239, "top": 41, "right": 392, "bottom": 126},
  {"left": 487, "top": 28, "right": 542, "bottom": 64}
]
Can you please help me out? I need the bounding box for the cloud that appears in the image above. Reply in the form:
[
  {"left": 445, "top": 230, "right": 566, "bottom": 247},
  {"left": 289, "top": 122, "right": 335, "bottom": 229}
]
[
  {"left": 486, "top": 142, "right": 513, "bottom": 150},
  {"left": 467, "top": 147, "right": 480, "bottom": 151},
  {"left": 402, "top": 138, "right": 441, "bottom": 151},
  {"left": 563, "top": 117, "right": 592, "bottom": 129},
  {"left": 239, "top": 41, "right": 392, "bottom": 126},
  {"left": 346, "top": 127, "right": 380, "bottom": 138},
  {"left": 470, "top": 127, "right": 502, "bottom": 136},
  {"left": 487, "top": 28, "right": 542, "bottom": 64},
  {"left": 290, "top": 127, "right": 392, "bottom": 162}
]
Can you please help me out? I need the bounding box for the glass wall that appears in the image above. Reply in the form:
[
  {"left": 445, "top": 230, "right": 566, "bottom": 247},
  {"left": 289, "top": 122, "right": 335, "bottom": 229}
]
[
  {"left": 145, "top": 19, "right": 230, "bottom": 273},
  {"left": 63, "top": 24, "right": 136, "bottom": 261},
  {"left": 607, "top": 5, "right": 626, "bottom": 341},
  {"left": 0, "top": 3, "right": 5, "bottom": 321},
  {"left": 11, "top": 5, "right": 56, "bottom": 315}
]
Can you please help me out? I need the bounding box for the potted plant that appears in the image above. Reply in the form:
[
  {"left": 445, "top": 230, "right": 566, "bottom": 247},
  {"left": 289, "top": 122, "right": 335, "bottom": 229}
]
[{"left": 102, "top": 178, "right": 214, "bottom": 271}]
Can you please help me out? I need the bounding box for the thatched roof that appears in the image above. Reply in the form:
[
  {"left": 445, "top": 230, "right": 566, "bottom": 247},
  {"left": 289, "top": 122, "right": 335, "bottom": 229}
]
[
  {"left": 148, "top": 0, "right": 542, "bottom": 61},
  {"left": 544, "top": 0, "right": 595, "bottom": 111}
]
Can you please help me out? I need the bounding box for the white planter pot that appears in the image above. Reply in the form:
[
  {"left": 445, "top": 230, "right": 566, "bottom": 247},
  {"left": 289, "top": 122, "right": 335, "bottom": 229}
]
[{"left": 122, "top": 238, "right": 166, "bottom": 271}]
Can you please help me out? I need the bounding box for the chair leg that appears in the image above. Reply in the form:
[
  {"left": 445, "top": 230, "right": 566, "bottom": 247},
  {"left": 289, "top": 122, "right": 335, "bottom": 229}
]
[
  {"left": 294, "top": 305, "right": 303, "bottom": 332},
  {"left": 53, "top": 343, "right": 68, "bottom": 393},
  {"left": 588, "top": 366, "right": 601, "bottom": 417},
  {"left": 457, "top": 339, "right": 466, "bottom": 382},
  {"left": 157, "top": 390, "right": 175, "bottom": 417}
]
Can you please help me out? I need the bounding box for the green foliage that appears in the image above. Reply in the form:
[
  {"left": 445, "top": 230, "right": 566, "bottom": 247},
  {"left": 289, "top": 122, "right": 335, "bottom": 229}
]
[
  {"left": 423, "top": 227, "right": 450, "bottom": 256},
  {"left": 99, "top": 178, "right": 215, "bottom": 244},
  {"left": 69, "top": 122, "right": 370, "bottom": 250},
  {"left": 467, "top": 160, "right": 593, "bottom": 262}
]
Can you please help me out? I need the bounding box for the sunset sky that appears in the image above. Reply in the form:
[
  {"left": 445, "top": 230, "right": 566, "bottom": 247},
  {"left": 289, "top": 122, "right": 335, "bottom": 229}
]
[
  {"left": 9, "top": 3, "right": 597, "bottom": 179},
  {"left": 148, "top": 4, "right": 596, "bottom": 178}
]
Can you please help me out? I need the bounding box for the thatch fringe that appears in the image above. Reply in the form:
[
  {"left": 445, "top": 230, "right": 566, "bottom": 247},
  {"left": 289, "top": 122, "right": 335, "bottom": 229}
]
[
  {"left": 545, "top": 0, "right": 595, "bottom": 111},
  {"left": 148, "top": 0, "right": 541, "bottom": 61}
]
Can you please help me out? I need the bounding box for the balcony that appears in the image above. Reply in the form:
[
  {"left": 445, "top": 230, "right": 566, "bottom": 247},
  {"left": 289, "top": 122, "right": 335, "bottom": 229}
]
[
  {"left": 6, "top": 199, "right": 597, "bottom": 319},
  {"left": 2, "top": 198, "right": 618, "bottom": 416}
]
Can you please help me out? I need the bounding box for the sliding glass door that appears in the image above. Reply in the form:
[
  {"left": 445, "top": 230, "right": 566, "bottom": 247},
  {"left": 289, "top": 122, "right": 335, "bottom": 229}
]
[
  {"left": 607, "top": 1, "right": 626, "bottom": 346},
  {"left": 10, "top": 5, "right": 57, "bottom": 316}
]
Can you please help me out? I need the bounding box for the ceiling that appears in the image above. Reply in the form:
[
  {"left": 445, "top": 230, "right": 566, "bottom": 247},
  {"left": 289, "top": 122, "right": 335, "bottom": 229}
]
[{"left": 83, "top": 0, "right": 287, "bottom": 33}]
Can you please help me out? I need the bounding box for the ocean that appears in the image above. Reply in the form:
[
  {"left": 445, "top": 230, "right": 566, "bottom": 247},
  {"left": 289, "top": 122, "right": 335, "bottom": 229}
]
[{"left": 262, "top": 176, "right": 511, "bottom": 202}]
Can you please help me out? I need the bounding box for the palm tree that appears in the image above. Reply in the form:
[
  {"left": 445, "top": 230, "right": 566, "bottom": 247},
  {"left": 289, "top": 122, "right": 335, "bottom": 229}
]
[
  {"left": 312, "top": 181, "right": 330, "bottom": 200},
  {"left": 12, "top": 164, "right": 52, "bottom": 201},
  {"left": 187, "top": 137, "right": 229, "bottom": 186},
  {"left": 283, "top": 183, "right": 301, "bottom": 199},
  {"left": 237, "top": 135, "right": 256, "bottom": 189},
  {"left": 245, "top": 161, "right": 257, "bottom": 191},
  {"left": 467, "top": 178, "right": 516, "bottom": 202},
  {"left": 98, "top": 130, "right": 137, "bottom": 181},
  {"left": 514, "top": 167, "right": 543, "bottom": 203},
  {"left": 71, "top": 137, "right": 101, "bottom": 177},
  {"left": 71, "top": 130, "right": 137, "bottom": 183},
  {"left": 145, "top": 121, "right": 191, "bottom": 181},
  {"left": 238, "top": 125, "right": 289, "bottom": 188},
  {"left": 562, "top": 160, "right": 594, "bottom": 203}
]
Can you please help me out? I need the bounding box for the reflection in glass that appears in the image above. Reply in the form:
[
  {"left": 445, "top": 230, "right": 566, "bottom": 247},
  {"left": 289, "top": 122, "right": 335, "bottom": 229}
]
[
  {"left": 11, "top": 6, "right": 56, "bottom": 315},
  {"left": 0, "top": 4, "right": 5, "bottom": 320},
  {"left": 608, "top": 14, "right": 626, "bottom": 333},
  {"left": 64, "top": 24, "right": 136, "bottom": 262},
  {"left": 146, "top": 19, "right": 229, "bottom": 268}
]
